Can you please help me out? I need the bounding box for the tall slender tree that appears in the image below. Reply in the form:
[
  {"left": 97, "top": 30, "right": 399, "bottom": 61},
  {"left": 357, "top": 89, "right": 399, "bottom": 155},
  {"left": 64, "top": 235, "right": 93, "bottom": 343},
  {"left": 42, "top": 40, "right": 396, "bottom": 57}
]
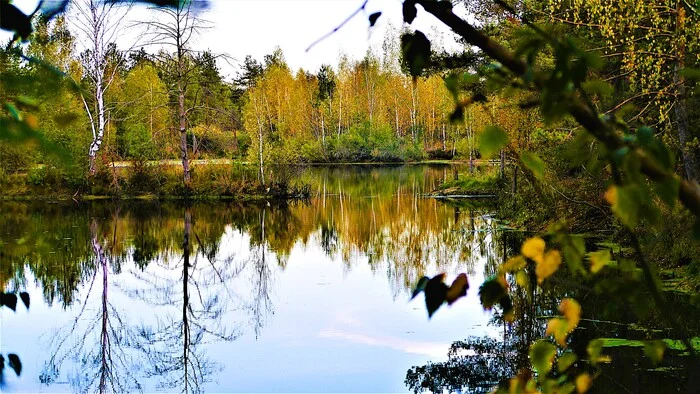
[
  {"left": 143, "top": 0, "right": 207, "bottom": 186},
  {"left": 70, "top": 0, "right": 132, "bottom": 174}
]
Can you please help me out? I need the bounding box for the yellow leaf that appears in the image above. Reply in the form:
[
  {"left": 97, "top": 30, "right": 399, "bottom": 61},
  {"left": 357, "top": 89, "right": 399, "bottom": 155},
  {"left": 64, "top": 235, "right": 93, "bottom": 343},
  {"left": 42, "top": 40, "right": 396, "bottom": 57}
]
[
  {"left": 589, "top": 250, "right": 611, "bottom": 274},
  {"left": 546, "top": 317, "right": 569, "bottom": 346},
  {"left": 522, "top": 237, "right": 546, "bottom": 263},
  {"left": 445, "top": 273, "right": 469, "bottom": 305},
  {"left": 503, "top": 309, "right": 515, "bottom": 323},
  {"left": 560, "top": 298, "right": 581, "bottom": 329},
  {"left": 604, "top": 186, "right": 617, "bottom": 205},
  {"left": 501, "top": 255, "right": 526, "bottom": 273},
  {"left": 516, "top": 271, "right": 529, "bottom": 289},
  {"left": 497, "top": 275, "right": 509, "bottom": 290},
  {"left": 575, "top": 373, "right": 592, "bottom": 393},
  {"left": 25, "top": 113, "right": 39, "bottom": 129},
  {"left": 536, "top": 250, "right": 561, "bottom": 283}
]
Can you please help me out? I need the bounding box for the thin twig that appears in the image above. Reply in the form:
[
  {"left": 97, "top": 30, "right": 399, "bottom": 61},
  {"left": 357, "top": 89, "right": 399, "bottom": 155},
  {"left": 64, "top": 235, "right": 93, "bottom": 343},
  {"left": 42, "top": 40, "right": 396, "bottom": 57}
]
[{"left": 305, "top": 0, "right": 368, "bottom": 52}]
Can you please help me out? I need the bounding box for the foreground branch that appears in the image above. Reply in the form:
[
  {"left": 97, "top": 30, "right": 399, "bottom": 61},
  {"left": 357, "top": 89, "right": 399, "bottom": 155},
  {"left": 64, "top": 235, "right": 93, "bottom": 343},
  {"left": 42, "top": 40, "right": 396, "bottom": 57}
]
[{"left": 416, "top": 0, "right": 700, "bottom": 217}]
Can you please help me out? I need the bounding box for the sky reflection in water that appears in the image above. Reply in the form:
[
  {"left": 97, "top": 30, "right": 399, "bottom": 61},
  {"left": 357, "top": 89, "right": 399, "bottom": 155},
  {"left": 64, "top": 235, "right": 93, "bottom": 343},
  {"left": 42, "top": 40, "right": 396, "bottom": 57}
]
[{"left": 0, "top": 165, "right": 501, "bottom": 393}]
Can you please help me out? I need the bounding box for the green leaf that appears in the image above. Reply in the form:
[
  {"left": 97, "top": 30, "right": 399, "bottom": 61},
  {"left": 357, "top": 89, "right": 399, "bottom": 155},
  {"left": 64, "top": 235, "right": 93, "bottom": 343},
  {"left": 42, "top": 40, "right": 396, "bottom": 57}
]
[
  {"left": 16, "top": 96, "right": 39, "bottom": 110},
  {"left": 679, "top": 68, "right": 700, "bottom": 80},
  {"left": 8, "top": 354, "right": 21, "bottom": 376},
  {"left": 558, "top": 352, "right": 577, "bottom": 372},
  {"left": 498, "top": 295, "right": 514, "bottom": 321},
  {"left": 581, "top": 80, "right": 613, "bottom": 98},
  {"left": 587, "top": 338, "right": 611, "bottom": 365},
  {"left": 444, "top": 74, "right": 459, "bottom": 101},
  {"left": 401, "top": 31, "right": 431, "bottom": 78},
  {"left": 53, "top": 113, "right": 80, "bottom": 128},
  {"left": 654, "top": 177, "right": 679, "bottom": 208},
  {"left": 4, "top": 103, "right": 21, "bottom": 121},
  {"left": 530, "top": 340, "right": 557, "bottom": 376},
  {"left": 368, "top": 12, "right": 381, "bottom": 27},
  {"left": 449, "top": 105, "right": 464, "bottom": 124},
  {"left": 647, "top": 139, "right": 675, "bottom": 170},
  {"left": 643, "top": 340, "right": 666, "bottom": 365},
  {"left": 479, "top": 125, "right": 508, "bottom": 159},
  {"left": 605, "top": 186, "right": 640, "bottom": 228},
  {"left": 560, "top": 234, "right": 586, "bottom": 275},
  {"left": 411, "top": 276, "right": 430, "bottom": 300},
  {"left": 521, "top": 151, "right": 545, "bottom": 180},
  {"left": 424, "top": 274, "right": 448, "bottom": 318},
  {"left": 636, "top": 127, "right": 653, "bottom": 146},
  {"left": 479, "top": 277, "right": 507, "bottom": 310}
]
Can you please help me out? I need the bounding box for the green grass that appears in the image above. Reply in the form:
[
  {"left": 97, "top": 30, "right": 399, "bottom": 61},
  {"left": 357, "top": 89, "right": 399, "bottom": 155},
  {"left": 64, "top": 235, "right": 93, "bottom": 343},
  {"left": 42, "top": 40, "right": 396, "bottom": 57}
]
[{"left": 600, "top": 337, "right": 700, "bottom": 354}]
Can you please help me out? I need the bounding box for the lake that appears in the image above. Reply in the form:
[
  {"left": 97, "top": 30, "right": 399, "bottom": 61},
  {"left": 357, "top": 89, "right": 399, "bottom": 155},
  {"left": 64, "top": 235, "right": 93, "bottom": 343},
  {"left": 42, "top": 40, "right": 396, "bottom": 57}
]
[
  {"left": 1, "top": 164, "right": 697, "bottom": 393},
  {"left": 0, "top": 164, "right": 503, "bottom": 393}
]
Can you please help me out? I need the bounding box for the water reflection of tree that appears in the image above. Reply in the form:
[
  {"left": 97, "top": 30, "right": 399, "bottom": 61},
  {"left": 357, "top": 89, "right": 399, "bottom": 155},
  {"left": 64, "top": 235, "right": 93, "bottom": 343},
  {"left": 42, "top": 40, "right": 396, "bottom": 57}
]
[
  {"left": 41, "top": 212, "right": 141, "bottom": 393},
  {"left": 247, "top": 207, "right": 275, "bottom": 338},
  {"left": 2, "top": 167, "right": 497, "bottom": 305},
  {"left": 405, "top": 231, "right": 558, "bottom": 394},
  {"left": 405, "top": 336, "right": 517, "bottom": 394},
  {"left": 130, "top": 206, "right": 240, "bottom": 393}
]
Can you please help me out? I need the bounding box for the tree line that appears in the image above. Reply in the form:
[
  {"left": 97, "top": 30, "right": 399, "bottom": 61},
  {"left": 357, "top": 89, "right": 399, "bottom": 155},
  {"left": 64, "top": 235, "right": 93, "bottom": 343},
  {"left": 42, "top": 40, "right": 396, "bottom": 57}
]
[{"left": 1, "top": 3, "right": 517, "bottom": 190}]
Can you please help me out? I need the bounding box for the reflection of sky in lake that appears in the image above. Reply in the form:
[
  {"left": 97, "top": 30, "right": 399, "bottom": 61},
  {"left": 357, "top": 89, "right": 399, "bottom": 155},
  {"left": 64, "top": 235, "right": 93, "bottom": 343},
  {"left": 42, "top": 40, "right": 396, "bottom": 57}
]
[{"left": 1, "top": 166, "right": 500, "bottom": 393}]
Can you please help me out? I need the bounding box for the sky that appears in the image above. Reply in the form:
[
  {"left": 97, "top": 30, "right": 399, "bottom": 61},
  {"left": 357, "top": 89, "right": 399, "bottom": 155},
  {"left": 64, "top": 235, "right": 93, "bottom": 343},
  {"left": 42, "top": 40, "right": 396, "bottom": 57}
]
[{"left": 4, "top": 0, "right": 465, "bottom": 80}]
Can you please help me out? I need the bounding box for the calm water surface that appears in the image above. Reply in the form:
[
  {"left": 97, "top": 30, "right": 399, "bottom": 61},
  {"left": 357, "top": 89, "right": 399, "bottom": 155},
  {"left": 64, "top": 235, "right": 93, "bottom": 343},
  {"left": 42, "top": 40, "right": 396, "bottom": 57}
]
[{"left": 1, "top": 165, "right": 503, "bottom": 393}]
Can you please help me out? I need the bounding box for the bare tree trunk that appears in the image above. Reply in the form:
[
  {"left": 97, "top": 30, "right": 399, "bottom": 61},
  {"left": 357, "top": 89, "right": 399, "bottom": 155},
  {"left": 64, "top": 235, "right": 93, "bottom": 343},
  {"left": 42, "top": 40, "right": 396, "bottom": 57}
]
[
  {"left": 230, "top": 114, "right": 240, "bottom": 155},
  {"left": 500, "top": 150, "right": 505, "bottom": 178},
  {"left": 468, "top": 109, "right": 474, "bottom": 173},
  {"left": 321, "top": 111, "right": 325, "bottom": 145},
  {"left": 395, "top": 95, "right": 400, "bottom": 136},
  {"left": 366, "top": 74, "right": 373, "bottom": 125},
  {"left": 145, "top": 2, "right": 202, "bottom": 187},
  {"left": 89, "top": 218, "right": 109, "bottom": 393},
  {"left": 254, "top": 96, "right": 265, "bottom": 186},
  {"left": 675, "top": 5, "right": 699, "bottom": 182},
  {"left": 337, "top": 89, "right": 343, "bottom": 136},
  {"left": 179, "top": 86, "right": 190, "bottom": 185},
  {"left": 441, "top": 124, "right": 446, "bottom": 151},
  {"left": 410, "top": 82, "right": 417, "bottom": 142}
]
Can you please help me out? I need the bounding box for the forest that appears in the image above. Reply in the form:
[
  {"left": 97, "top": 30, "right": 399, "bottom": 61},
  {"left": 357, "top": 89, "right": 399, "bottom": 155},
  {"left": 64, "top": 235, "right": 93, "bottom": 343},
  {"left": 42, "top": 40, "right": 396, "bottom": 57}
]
[{"left": 1, "top": 0, "right": 700, "bottom": 393}]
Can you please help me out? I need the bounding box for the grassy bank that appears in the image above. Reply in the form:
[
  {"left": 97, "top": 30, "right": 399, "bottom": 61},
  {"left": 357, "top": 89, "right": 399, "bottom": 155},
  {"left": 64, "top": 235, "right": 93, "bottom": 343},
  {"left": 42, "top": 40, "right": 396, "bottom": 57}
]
[
  {"left": 428, "top": 164, "right": 502, "bottom": 197},
  {"left": 0, "top": 162, "right": 310, "bottom": 201}
]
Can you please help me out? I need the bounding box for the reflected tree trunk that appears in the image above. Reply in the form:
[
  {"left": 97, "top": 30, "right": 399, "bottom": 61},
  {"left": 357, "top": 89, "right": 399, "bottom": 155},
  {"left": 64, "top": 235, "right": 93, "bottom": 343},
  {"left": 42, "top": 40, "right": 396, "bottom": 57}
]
[
  {"left": 127, "top": 205, "right": 239, "bottom": 393},
  {"left": 251, "top": 207, "right": 273, "bottom": 339},
  {"left": 182, "top": 207, "right": 192, "bottom": 393},
  {"left": 43, "top": 213, "right": 140, "bottom": 393}
]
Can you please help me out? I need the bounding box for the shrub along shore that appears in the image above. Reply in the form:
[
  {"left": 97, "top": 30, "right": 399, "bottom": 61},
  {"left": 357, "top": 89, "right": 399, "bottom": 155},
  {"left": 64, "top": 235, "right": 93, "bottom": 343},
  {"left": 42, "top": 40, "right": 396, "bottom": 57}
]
[
  {"left": 1, "top": 159, "right": 509, "bottom": 201},
  {"left": 0, "top": 162, "right": 311, "bottom": 201}
]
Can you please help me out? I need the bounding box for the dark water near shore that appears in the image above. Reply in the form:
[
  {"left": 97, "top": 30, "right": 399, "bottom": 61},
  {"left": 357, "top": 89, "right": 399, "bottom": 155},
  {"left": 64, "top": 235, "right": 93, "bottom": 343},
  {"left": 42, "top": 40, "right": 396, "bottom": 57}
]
[{"left": 1, "top": 164, "right": 697, "bottom": 393}]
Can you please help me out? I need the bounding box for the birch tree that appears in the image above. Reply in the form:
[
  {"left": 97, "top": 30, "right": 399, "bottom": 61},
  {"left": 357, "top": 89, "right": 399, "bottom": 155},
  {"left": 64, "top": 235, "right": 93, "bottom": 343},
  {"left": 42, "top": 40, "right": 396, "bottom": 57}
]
[{"left": 70, "top": 0, "right": 132, "bottom": 174}]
